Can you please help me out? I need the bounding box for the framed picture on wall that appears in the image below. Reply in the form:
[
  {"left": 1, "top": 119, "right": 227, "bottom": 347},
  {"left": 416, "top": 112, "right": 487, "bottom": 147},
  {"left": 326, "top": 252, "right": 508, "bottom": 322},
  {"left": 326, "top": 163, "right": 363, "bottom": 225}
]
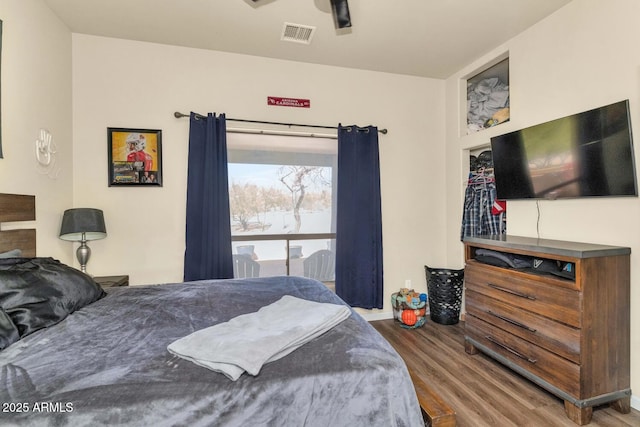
[{"left": 107, "top": 127, "right": 162, "bottom": 186}]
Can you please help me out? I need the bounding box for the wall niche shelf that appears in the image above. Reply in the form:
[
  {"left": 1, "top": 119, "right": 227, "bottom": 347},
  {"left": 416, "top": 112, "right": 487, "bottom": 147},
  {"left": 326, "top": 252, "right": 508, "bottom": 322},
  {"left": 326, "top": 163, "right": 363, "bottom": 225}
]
[{"left": 466, "top": 56, "right": 510, "bottom": 135}]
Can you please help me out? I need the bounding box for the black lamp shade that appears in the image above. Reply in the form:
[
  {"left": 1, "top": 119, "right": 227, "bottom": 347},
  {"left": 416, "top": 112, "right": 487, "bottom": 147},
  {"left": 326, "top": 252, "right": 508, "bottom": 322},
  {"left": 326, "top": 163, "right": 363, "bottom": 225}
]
[{"left": 59, "top": 208, "right": 107, "bottom": 241}]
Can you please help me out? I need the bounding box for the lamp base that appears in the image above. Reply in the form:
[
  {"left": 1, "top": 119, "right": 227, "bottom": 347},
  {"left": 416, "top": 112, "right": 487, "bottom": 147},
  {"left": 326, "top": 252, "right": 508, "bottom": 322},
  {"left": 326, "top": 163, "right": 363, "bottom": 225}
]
[{"left": 76, "top": 240, "right": 91, "bottom": 274}]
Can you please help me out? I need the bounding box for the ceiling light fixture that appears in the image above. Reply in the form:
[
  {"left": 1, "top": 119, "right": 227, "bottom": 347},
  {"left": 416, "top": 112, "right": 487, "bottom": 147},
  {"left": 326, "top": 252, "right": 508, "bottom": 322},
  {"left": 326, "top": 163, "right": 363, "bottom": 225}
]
[
  {"left": 251, "top": 0, "right": 352, "bottom": 30},
  {"left": 330, "top": 0, "right": 351, "bottom": 29}
]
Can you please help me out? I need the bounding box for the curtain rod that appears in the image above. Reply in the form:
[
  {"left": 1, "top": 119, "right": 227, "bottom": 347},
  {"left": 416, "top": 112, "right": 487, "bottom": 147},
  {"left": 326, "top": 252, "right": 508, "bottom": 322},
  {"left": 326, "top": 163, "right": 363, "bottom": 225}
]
[
  {"left": 227, "top": 127, "right": 336, "bottom": 139},
  {"left": 173, "top": 111, "right": 388, "bottom": 134}
]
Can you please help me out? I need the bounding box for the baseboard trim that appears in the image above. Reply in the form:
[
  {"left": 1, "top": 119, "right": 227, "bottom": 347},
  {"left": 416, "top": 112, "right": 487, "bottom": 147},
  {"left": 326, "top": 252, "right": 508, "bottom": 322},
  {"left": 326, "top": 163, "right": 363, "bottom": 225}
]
[{"left": 361, "top": 310, "right": 394, "bottom": 322}]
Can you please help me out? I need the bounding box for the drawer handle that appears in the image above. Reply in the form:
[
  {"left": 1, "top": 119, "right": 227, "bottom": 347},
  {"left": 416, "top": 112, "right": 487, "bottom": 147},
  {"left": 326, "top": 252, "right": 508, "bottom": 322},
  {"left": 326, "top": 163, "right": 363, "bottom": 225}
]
[
  {"left": 487, "top": 283, "right": 537, "bottom": 300},
  {"left": 487, "top": 311, "right": 537, "bottom": 333},
  {"left": 485, "top": 335, "right": 537, "bottom": 364}
]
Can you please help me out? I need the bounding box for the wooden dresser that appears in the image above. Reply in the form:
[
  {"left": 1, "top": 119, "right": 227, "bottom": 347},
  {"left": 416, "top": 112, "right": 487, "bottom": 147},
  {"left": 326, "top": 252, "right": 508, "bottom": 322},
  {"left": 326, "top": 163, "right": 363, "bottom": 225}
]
[{"left": 463, "top": 235, "right": 631, "bottom": 425}]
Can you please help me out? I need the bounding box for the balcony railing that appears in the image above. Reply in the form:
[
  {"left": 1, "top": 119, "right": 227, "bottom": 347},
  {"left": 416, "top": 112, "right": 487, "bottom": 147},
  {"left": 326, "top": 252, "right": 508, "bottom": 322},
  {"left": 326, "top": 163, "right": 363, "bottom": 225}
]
[{"left": 232, "top": 233, "right": 335, "bottom": 277}]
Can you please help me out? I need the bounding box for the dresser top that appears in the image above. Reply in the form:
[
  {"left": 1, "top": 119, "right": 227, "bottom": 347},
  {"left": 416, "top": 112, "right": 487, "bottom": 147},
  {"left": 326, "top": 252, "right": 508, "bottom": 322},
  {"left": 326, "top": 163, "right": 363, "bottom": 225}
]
[{"left": 463, "top": 235, "right": 631, "bottom": 259}]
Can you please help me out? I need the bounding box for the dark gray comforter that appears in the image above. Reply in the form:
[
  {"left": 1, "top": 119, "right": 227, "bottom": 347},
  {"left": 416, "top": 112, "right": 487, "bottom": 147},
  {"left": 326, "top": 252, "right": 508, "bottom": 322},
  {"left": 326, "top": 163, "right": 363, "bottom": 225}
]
[{"left": 0, "top": 276, "right": 423, "bottom": 426}]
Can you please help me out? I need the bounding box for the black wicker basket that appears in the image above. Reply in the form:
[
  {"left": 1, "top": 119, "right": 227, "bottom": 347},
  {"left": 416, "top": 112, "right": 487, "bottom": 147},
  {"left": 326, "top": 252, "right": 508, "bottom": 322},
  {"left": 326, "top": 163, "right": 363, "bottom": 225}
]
[{"left": 424, "top": 266, "right": 465, "bottom": 325}]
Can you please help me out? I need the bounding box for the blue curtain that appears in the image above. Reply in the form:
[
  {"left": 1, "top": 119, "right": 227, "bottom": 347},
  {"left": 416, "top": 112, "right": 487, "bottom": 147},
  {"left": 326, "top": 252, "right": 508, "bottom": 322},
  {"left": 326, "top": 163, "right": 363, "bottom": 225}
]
[
  {"left": 183, "top": 113, "right": 234, "bottom": 281},
  {"left": 335, "top": 125, "right": 383, "bottom": 309}
]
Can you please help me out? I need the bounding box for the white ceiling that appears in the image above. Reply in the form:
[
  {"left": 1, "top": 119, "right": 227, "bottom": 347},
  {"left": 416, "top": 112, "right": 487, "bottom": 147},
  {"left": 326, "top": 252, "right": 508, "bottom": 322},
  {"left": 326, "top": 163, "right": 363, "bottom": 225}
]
[{"left": 43, "top": 0, "right": 573, "bottom": 79}]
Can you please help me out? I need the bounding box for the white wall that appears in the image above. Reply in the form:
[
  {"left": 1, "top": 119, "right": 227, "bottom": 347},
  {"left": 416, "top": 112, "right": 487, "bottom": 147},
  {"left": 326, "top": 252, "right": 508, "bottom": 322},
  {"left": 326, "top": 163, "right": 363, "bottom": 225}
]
[
  {"left": 0, "top": 0, "right": 73, "bottom": 261},
  {"left": 71, "top": 35, "right": 446, "bottom": 315},
  {"left": 445, "top": 0, "right": 640, "bottom": 406}
]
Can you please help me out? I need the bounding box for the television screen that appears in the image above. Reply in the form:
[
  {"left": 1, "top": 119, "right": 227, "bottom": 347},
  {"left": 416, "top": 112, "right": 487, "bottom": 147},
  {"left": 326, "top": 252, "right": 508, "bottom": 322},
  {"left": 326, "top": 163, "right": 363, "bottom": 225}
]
[{"left": 490, "top": 100, "right": 638, "bottom": 200}]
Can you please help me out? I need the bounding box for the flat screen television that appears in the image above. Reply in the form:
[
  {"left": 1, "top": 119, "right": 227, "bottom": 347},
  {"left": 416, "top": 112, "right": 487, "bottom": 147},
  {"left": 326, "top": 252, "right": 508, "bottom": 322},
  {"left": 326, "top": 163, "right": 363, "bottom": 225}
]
[{"left": 490, "top": 100, "right": 638, "bottom": 200}]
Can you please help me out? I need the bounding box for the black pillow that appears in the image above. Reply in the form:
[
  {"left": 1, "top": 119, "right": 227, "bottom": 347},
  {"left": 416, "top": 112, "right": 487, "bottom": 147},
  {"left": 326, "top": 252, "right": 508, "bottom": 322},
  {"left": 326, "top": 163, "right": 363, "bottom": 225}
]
[
  {"left": 0, "top": 257, "right": 105, "bottom": 340},
  {"left": 0, "top": 307, "right": 20, "bottom": 351}
]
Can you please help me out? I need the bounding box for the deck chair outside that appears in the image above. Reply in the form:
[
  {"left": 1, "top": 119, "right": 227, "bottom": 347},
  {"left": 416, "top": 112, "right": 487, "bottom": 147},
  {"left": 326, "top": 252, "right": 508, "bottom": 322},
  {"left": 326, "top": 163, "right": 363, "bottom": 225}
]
[
  {"left": 303, "top": 249, "right": 335, "bottom": 282},
  {"left": 233, "top": 254, "right": 261, "bottom": 278}
]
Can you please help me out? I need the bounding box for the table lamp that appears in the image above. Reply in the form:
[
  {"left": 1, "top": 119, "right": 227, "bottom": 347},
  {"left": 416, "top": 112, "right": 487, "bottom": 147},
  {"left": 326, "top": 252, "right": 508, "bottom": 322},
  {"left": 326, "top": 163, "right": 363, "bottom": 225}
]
[{"left": 59, "top": 208, "right": 107, "bottom": 274}]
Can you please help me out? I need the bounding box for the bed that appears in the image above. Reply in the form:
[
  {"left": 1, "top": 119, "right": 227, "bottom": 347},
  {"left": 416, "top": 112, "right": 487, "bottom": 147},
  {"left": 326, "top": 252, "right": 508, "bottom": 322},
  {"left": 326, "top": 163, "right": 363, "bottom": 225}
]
[{"left": 0, "top": 193, "right": 424, "bottom": 426}]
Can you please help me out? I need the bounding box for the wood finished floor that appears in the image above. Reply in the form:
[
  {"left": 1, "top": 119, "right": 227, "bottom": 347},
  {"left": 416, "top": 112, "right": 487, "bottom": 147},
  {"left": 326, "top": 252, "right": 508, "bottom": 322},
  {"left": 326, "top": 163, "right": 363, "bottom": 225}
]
[{"left": 372, "top": 319, "right": 640, "bottom": 427}]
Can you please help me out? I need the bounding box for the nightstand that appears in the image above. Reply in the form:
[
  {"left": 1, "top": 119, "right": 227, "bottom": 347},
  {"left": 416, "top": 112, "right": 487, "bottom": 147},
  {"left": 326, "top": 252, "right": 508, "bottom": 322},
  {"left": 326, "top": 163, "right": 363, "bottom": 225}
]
[{"left": 93, "top": 275, "right": 129, "bottom": 290}]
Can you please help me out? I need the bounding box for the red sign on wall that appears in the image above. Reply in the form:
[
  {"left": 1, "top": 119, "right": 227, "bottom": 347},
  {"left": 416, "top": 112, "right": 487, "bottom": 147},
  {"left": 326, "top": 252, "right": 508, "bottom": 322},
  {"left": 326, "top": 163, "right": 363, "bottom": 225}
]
[{"left": 267, "top": 97, "right": 311, "bottom": 108}]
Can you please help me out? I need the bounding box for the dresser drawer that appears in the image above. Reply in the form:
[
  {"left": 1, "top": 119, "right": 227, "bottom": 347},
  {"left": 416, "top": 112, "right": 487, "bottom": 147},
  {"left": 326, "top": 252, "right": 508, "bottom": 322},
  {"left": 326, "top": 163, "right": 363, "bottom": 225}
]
[
  {"left": 466, "top": 316, "right": 580, "bottom": 398},
  {"left": 466, "top": 290, "right": 580, "bottom": 363},
  {"left": 465, "top": 262, "right": 581, "bottom": 328}
]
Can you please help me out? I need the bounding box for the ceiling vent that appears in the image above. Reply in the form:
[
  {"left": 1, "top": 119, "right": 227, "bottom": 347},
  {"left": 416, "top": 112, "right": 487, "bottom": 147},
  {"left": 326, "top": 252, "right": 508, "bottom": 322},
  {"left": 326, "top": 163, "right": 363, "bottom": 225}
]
[{"left": 281, "top": 22, "right": 316, "bottom": 44}]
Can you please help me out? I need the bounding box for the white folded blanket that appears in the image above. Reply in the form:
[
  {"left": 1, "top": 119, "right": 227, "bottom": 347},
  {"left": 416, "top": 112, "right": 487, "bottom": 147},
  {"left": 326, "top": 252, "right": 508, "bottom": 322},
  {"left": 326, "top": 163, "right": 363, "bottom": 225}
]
[{"left": 167, "top": 295, "right": 351, "bottom": 380}]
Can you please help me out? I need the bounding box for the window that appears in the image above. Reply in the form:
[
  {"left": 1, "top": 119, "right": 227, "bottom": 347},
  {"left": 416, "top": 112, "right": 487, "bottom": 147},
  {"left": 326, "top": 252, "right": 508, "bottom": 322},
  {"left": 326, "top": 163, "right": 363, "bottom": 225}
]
[{"left": 227, "top": 133, "right": 337, "bottom": 281}]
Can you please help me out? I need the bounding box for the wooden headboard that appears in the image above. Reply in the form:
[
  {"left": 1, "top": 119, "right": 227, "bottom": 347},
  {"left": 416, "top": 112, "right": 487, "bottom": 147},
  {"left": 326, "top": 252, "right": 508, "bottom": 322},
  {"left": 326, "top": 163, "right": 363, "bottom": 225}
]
[{"left": 0, "top": 193, "right": 36, "bottom": 256}]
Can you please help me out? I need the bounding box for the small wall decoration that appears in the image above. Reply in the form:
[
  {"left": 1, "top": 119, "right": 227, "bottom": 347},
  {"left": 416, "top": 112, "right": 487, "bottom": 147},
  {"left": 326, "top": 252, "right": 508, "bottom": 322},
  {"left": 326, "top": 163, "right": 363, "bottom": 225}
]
[
  {"left": 267, "top": 96, "right": 310, "bottom": 108},
  {"left": 35, "top": 128, "right": 60, "bottom": 179},
  {"left": 107, "top": 127, "right": 162, "bottom": 186}
]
